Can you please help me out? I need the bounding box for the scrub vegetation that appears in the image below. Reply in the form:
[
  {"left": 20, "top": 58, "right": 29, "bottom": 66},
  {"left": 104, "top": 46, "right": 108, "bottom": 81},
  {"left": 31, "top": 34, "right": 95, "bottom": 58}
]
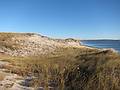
[{"left": 1, "top": 47, "right": 120, "bottom": 90}]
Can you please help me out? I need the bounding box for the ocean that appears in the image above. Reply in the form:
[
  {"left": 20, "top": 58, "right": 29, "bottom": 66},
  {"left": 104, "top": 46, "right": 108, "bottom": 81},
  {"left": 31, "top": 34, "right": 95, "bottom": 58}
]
[{"left": 81, "top": 40, "right": 120, "bottom": 52}]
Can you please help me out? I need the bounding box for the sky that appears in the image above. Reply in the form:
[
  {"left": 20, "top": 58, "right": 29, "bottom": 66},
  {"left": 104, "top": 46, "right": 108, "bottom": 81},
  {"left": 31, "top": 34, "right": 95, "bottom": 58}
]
[{"left": 0, "top": 0, "right": 120, "bottom": 39}]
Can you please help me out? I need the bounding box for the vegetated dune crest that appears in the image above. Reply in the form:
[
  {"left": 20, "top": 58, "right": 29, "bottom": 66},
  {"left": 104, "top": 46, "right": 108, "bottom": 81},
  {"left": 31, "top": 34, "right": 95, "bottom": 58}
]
[{"left": 0, "top": 32, "right": 84, "bottom": 56}]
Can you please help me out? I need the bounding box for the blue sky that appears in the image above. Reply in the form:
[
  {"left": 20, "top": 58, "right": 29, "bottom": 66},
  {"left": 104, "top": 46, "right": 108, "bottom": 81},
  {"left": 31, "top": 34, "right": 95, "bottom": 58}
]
[{"left": 0, "top": 0, "right": 120, "bottom": 39}]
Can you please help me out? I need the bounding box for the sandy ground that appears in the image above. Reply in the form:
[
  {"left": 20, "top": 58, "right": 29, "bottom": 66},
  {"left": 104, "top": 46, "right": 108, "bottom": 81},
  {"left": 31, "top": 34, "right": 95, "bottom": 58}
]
[{"left": 0, "top": 61, "right": 35, "bottom": 90}]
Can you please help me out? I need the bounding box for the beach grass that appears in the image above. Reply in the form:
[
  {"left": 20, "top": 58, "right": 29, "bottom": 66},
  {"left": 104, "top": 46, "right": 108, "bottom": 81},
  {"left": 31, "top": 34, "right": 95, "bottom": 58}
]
[{"left": 0, "top": 47, "right": 120, "bottom": 90}]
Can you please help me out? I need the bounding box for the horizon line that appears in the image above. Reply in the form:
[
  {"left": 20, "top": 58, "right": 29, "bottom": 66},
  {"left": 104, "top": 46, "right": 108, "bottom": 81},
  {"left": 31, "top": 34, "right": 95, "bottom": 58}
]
[{"left": 0, "top": 31, "right": 120, "bottom": 40}]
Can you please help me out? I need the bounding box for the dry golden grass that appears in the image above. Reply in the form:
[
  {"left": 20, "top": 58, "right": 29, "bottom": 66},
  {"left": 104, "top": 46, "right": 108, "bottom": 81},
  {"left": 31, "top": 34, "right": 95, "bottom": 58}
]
[
  {"left": 0, "top": 72, "right": 6, "bottom": 81},
  {"left": 0, "top": 47, "right": 120, "bottom": 90}
]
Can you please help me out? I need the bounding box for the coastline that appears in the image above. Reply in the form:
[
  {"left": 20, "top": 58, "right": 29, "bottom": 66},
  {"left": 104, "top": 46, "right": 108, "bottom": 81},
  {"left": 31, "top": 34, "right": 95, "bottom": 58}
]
[{"left": 81, "top": 40, "right": 120, "bottom": 53}]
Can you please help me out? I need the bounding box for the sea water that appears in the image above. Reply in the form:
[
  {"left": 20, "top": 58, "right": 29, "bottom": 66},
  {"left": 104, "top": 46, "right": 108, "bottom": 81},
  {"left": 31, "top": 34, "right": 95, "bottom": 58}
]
[{"left": 81, "top": 40, "right": 120, "bottom": 52}]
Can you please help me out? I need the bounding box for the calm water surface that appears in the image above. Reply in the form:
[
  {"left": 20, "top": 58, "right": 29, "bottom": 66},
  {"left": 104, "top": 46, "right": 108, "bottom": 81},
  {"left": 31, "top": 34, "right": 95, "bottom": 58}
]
[{"left": 81, "top": 40, "right": 120, "bottom": 52}]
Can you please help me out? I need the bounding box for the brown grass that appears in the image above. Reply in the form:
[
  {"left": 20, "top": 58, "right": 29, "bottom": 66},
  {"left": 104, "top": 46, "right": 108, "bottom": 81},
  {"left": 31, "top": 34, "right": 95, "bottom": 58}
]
[
  {"left": 0, "top": 47, "right": 120, "bottom": 90},
  {"left": 0, "top": 73, "right": 5, "bottom": 81}
]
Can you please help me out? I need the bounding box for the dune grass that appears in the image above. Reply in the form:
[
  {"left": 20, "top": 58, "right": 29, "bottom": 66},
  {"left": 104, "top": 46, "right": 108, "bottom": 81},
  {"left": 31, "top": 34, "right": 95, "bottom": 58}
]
[
  {"left": 0, "top": 47, "right": 120, "bottom": 90},
  {"left": 0, "top": 73, "right": 5, "bottom": 81}
]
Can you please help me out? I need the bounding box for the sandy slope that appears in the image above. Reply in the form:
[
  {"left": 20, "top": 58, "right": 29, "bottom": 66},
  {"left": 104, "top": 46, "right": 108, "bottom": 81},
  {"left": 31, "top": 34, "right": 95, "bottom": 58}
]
[{"left": 0, "top": 33, "right": 81, "bottom": 56}]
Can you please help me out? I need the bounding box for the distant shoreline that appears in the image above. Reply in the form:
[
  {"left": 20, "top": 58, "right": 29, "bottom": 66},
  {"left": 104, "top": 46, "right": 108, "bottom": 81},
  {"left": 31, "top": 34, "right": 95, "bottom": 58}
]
[
  {"left": 81, "top": 39, "right": 120, "bottom": 41},
  {"left": 81, "top": 40, "right": 120, "bottom": 53}
]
